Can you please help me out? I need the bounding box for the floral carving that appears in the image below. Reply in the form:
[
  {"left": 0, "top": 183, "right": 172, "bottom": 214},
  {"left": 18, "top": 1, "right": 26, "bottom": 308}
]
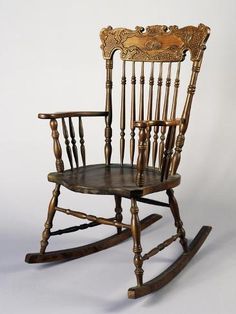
[{"left": 100, "top": 24, "right": 210, "bottom": 62}]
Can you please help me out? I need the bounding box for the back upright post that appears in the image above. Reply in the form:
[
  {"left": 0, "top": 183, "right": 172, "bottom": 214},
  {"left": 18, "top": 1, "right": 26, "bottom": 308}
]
[
  {"left": 104, "top": 58, "right": 113, "bottom": 165},
  {"left": 171, "top": 54, "right": 204, "bottom": 175}
]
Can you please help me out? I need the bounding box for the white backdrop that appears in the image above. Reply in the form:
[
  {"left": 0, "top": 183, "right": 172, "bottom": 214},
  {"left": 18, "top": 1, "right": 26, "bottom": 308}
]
[{"left": 0, "top": 0, "right": 235, "bottom": 313}]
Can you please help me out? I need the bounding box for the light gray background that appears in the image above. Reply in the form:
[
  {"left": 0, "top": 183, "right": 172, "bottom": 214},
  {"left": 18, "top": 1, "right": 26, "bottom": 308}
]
[{"left": 0, "top": 0, "right": 235, "bottom": 313}]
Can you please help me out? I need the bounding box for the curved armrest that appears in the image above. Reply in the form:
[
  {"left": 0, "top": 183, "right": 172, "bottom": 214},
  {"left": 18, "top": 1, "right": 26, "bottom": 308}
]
[
  {"left": 134, "top": 119, "right": 182, "bottom": 128},
  {"left": 38, "top": 111, "right": 108, "bottom": 119}
]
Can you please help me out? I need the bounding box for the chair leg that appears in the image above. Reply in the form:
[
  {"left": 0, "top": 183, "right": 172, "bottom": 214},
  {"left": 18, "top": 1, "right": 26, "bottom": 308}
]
[
  {"left": 167, "top": 189, "right": 188, "bottom": 252},
  {"left": 40, "top": 184, "right": 60, "bottom": 254},
  {"left": 130, "top": 198, "right": 144, "bottom": 286},
  {"left": 114, "top": 195, "right": 123, "bottom": 234}
]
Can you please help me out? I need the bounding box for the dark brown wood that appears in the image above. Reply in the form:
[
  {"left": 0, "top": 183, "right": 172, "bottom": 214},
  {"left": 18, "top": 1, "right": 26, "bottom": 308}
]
[
  {"left": 40, "top": 184, "right": 60, "bottom": 254},
  {"left": 128, "top": 226, "right": 212, "bottom": 298},
  {"left": 136, "top": 197, "right": 169, "bottom": 208},
  {"left": 26, "top": 24, "right": 211, "bottom": 300},
  {"left": 139, "top": 62, "right": 145, "bottom": 120},
  {"left": 171, "top": 58, "right": 203, "bottom": 174},
  {"left": 134, "top": 119, "right": 181, "bottom": 128},
  {"left": 136, "top": 128, "right": 147, "bottom": 187},
  {"left": 170, "top": 62, "right": 181, "bottom": 119},
  {"left": 130, "top": 199, "right": 143, "bottom": 286},
  {"left": 120, "top": 61, "right": 126, "bottom": 165},
  {"left": 38, "top": 111, "right": 108, "bottom": 119},
  {"left": 104, "top": 59, "right": 113, "bottom": 165},
  {"left": 159, "top": 62, "right": 172, "bottom": 169},
  {"left": 161, "top": 126, "right": 176, "bottom": 181},
  {"left": 50, "top": 220, "right": 101, "bottom": 236},
  {"left": 152, "top": 62, "right": 163, "bottom": 168},
  {"left": 142, "top": 232, "right": 180, "bottom": 261},
  {"left": 25, "top": 213, "right": 162, "bottom": 263},
  {"left": 48, "top": 164, "right": 181, "bottom": 198},
  {"left": 114, "top": 195, "right": 123, "bottom": 234},
  {"left": 167, "top": 189, "right": 188, "bottom": 252},
  {"left": 130, "top": 62, "right": 136, "bottom": 166},
  {"left": 56, "top": 206, "right": 130, "bottom": 229},
  {"left": 62, "top": 118, "right": 73, "bottom": 169},
  {"left": 78, "top": 117, "right": 86, "bottom": 166},
  {"left": 146, "top": 62, "right": 154, "bottom": 165},
  {"left": 69, "top": 117, "right": 79, "bottom": 168},
  {"left": 50, "top": 119, "right": 64, "bottom": 172}
]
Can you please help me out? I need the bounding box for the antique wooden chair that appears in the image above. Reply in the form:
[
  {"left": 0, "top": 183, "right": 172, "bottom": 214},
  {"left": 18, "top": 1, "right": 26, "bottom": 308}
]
[{"left": 25, "top": 24, "right": 211, "bottom": 298}]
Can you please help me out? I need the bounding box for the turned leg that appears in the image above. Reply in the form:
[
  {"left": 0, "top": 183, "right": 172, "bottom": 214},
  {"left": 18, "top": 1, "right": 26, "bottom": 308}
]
[
  {"left": 167, "top": 189, "right": 188, "bottom": 252},
  {"left": 130, "top": 198, "right": 143, "bottom": 286},
  {"left": 114, "top": 195, "right": 123, "bottom": 234},
  {"left": 40, "top": 184, "right": 60, "bottom": 254}
]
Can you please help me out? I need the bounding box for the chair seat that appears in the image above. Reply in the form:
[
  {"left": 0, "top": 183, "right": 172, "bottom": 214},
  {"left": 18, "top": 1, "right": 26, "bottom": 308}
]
[{"left": 48, "top": 164, "right": 181, "bottom": 198}]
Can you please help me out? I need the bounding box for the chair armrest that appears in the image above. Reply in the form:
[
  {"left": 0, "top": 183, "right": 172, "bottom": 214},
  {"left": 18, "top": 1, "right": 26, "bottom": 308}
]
[
  {"left": 134, "top": 119, "right": 182, "bottom": 128},
  {"left": 38, "top": 111, "right": 108, "bottom": 119}
]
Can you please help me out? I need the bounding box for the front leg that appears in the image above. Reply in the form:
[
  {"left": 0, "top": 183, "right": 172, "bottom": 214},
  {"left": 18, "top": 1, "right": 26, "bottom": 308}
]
[
  {"left": 130, "top": 198, "right": 143, "bottom": 286},
  {"left": 40, "top": 184, "right": 60, "bottom": 254}
]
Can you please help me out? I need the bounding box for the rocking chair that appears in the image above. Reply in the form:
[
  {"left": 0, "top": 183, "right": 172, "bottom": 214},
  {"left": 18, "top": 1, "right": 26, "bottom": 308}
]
[{"left": 25, "top": 24, "right": 212, "bottom": 299}]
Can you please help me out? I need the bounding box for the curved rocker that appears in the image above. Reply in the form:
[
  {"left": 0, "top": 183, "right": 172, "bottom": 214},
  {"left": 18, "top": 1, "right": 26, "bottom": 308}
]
[
  {"left": 128, "top": 226, "right": 212, "bottom": 299},
  {"left": 25, "top": 213, "right": 161, "bottom": 264}
]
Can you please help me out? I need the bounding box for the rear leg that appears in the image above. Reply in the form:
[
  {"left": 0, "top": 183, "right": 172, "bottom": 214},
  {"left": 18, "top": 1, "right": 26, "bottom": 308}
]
[
  {"left": 114, "top": 195, "right": 123, "bottom": 234},
  {"left": 167, "top": 189, "right": 188, "bottom": 252}
]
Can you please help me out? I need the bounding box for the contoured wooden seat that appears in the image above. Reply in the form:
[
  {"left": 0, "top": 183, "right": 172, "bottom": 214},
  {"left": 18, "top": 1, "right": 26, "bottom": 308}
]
[
  {"left": 48, "top": 164, "right": 180, "bottom": 197},
  {"left": 25, "top": 24, "right": 212, "bottom": 299}
]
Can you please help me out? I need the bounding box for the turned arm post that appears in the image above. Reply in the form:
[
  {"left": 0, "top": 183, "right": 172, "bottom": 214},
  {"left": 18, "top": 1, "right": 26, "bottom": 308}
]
[
  {"left": 50, "top": 119, "right": 64, "bottom": 172},
  {"left": 161, "top": 125, "right": 176, "bottom": 181},
  {"left": 136, "top": 126, "right": 147, "bottom": 186}
]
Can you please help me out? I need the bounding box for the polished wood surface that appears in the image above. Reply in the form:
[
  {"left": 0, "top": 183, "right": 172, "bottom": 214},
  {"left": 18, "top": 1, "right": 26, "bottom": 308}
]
[
  {"left": 38, "top": 111, "right": 108, "bottom": 119},
  {"left": 128, "top": 226, "right": 212, "bottom": 299},
  {"left": 130, "top": 61, "right": 136, "bottom": 166},
  {"left": 100, "top": 24, "right": 210, "bottom": 62},
  {"left": 25, "top": 214, "right": 162, "bottom": 263},
  {"left": 47, "top": 164, "right": 180, "bottom": 198},
  {"left": 26, "top": 24, "right": 211, "bottom": 299}
]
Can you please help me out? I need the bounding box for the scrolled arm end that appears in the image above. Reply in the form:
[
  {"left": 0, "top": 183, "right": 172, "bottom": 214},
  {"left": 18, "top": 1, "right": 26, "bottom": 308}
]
[{"left": 134, "top": 119, "right": 182, "bottom": 129}]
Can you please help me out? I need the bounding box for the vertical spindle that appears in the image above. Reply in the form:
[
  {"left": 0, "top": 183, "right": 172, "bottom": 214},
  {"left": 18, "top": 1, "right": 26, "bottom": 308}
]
[
  {"left": 152, "top": 62, "right": 163, "bottom": 168},
  {"left": 159, "top": 62, "right": 172, "bottom": 169},
  {"left": 120, "top": 61, "right": 126, "bottom": 165},
  {"left": 130, "top": 62, "right": 136, "bottom": 166},
  {"left": 146, "top": 62, "right": 154, "bottom": 165},
  {"left": 139, "top": 62, "right": 145, "bottom": 120},
  {"left": 170, "top": 62, "right": 181, "bottom": 119},
  {"left": 62, "top": 118, "right": 73, "bottom": 170},
  {"left": 69, "top": 117, "right": 79, "bottom": 168},
  {"left": 78, "top": 116, "right": 86, "bottom": 166}
]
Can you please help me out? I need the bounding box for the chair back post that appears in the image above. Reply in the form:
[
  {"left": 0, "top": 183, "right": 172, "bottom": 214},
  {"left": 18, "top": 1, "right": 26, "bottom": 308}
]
[
  {"left": 104, "top": 58, "right": 113, "bottom": 165},
  {"left": 171, "top": 52, "right": 204, "bottom": 175}
]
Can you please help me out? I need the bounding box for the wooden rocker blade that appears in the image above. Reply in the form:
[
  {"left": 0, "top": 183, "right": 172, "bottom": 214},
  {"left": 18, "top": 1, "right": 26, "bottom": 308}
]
[
  {"left": 128, "top": 225, "right": 212, "bottom": 299},
  {"left": 25, "top": 213, "right": 161, "bottom": 264}
]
